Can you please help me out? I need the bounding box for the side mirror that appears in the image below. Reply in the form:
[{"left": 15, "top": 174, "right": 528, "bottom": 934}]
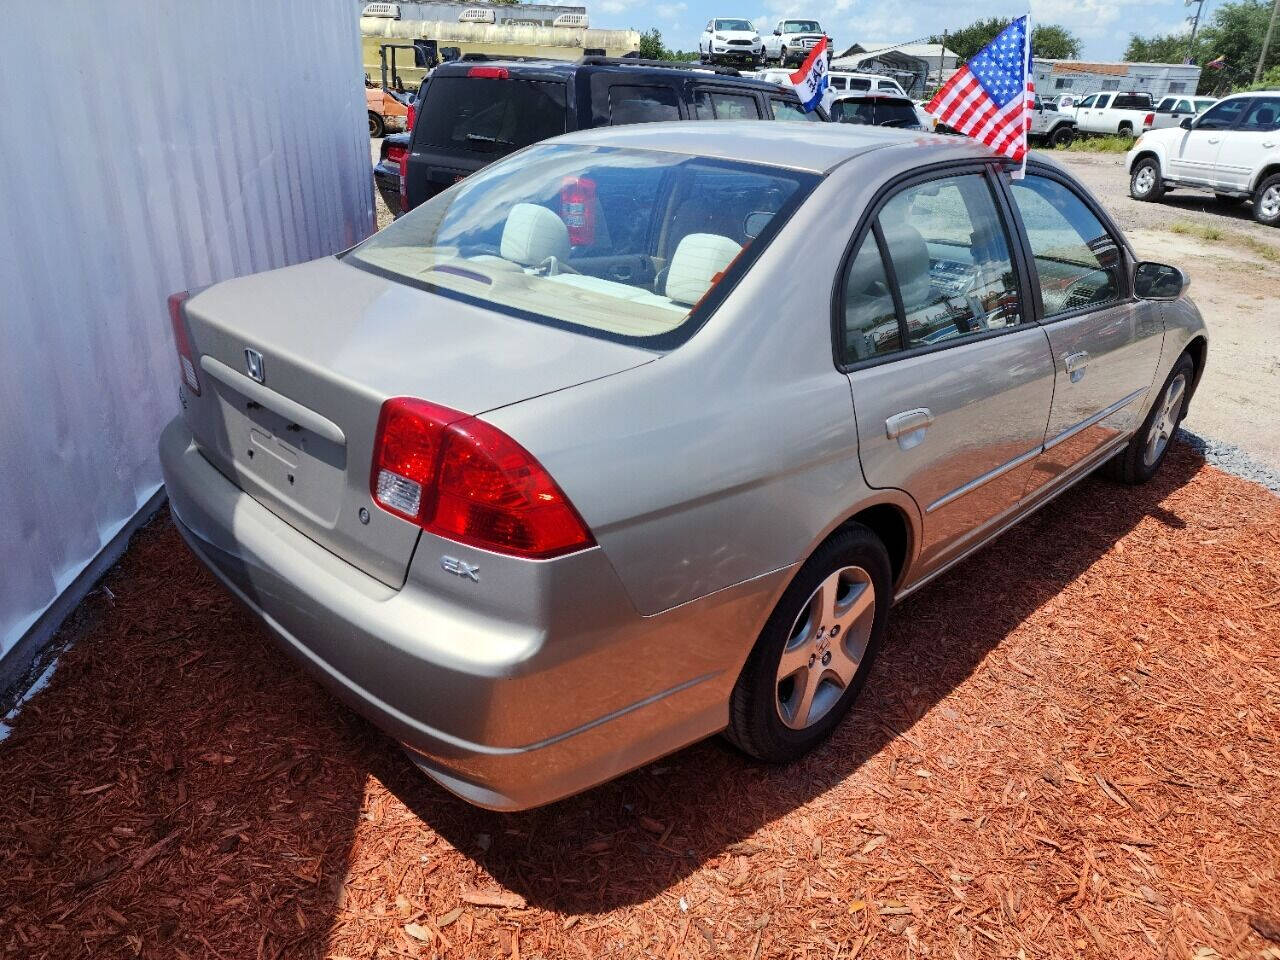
[
  {"left": 1134, "top": 261, "right": 1188, "bottom": 300},
  {"left": 773, "top": 28, "right": 781, "bottom": 35},
  {"left": 1180, "top": 117, "right": 1193, "bottom": 130}
]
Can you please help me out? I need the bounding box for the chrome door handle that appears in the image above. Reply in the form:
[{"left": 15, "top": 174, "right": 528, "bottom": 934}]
[
  {"left": 1207, "top": 137, "right": 1220, "bottom": 144},
  {"left": 1264, "top": 141, "right": 1277, "bottom": 149},
  {"left": 885, "top": 407, "right": 934, "bottom": 441},
  {"left": 1064, "top": 350, "right": 1090, "bottom": 382}
]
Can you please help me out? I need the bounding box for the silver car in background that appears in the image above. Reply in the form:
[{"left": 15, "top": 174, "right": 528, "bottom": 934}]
[{"left": 160, "top": 123, "right": 1207, "bottom": 809}]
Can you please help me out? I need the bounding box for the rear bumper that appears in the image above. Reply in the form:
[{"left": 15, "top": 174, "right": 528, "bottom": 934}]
[{"left": 160, "top": 417, "right": 780, "bottom": 809}]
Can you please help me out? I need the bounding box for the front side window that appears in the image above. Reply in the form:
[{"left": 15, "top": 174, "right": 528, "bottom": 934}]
[
  {"left": 417, "top": 77, "right": 566, "bottom": 156},
  {"left": 346, "top": 145, "right": 816, "bottom": 348},
  {"left": 609, "top": 85, "right": 680, "bottom": 124},
  {"left": 840, "top": 173, "right": 1022, "bottom": 362},
  {"left": 1009, "top": 175, "right": 1122, "bottom": 318},
  {"left": 1197, "top": 97, "right": 1248, "bottom": 130},
  {"left": 1239, "top": 97, "right": 1280, "bottom": 132},
  {"left": 1156, "top": 97, "right": 1175, "bottom": 112},
  {"left": 1078, "top": 95, "right": 1096, "bottom": 108}
]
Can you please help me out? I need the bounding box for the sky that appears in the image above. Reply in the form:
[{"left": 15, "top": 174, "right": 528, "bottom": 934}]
[{"left": 589, "top": 0, "right": 1199, "bottom": 62}]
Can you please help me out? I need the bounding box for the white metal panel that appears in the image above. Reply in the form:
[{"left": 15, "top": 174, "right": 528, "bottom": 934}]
[{"left": 0, "top": 0, "right": 374, "bottom": 663}]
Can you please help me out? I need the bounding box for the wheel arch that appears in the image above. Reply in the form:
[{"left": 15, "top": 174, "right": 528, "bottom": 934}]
[
  {"left": 1129, "top": 149, "right": 1160, "bottom": 174},
  {"left": 1250, "top": 162, "right": 1280, "bottom": 193},
  {"left": 1183, "top": 334, "right": 1208, "bottom": 402}
]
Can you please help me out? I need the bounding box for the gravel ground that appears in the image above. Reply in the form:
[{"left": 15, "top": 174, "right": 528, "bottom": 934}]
[{"left": 2, "top": 449, "right": 1278, "bottom": 959}]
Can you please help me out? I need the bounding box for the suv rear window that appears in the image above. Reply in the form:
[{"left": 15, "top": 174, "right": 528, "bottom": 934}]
[
  {"left": 346, "top": 144, "right": 818, "bottom": 349},
  {"left": 832, "top": 97, "right": 918, "bottom": 128},
  {"left": 416, "top": 76, "right": 567, "bottom": 156}
]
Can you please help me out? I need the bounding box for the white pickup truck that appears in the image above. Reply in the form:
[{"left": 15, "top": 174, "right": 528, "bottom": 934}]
[{"left": 1065, "top": 92, "right": 1155, "bottom": 136}]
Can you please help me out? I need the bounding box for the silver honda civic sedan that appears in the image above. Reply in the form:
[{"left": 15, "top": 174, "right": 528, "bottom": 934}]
[{"left": 160, "top": 122, "right": 1207, "bottom": 809}]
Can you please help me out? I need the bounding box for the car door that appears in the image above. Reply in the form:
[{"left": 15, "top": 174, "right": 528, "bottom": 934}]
[
  {"left": 1074, "top": 94, "right": 1098, "bottom": 132},
  {"left": 1086, "top": 93, "right": 1111, "bottom": 133},
  {"left": 1002, "top": 169, "right": 1165, "bottom": 493},
  {"left": 1168, "top": 97, "right": 1249, "bottom": 183},
  {"left": 1214, "top": 96, "right": 1280, "bottom": 191},
  {"left": 839, "top": 167, "right": 1056, "bottom": 578}
]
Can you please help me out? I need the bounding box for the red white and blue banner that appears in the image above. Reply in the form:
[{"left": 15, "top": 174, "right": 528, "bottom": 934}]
[
  {"left": 789, "top": 38, "right": 833, "bottom": 114},
  {"left": 927, "top": 15, "right": 1034, "bottom": 177}
]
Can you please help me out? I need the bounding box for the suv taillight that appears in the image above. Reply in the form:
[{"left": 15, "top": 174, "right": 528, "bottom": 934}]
[
  {"left": 560, "top": 177, "right": 597, "bottom": 246},
  {"left": 371, "top": 398, "right": 595, "bottom": 559},
  {"left": 168, "top": 292, "right": 200, "bottom": 395},
  {"left": 407, "top": 102, "right": 416, "bottom": 129},
  {"left": 390, "top": 144, "right": 411, "bottom": 211}
]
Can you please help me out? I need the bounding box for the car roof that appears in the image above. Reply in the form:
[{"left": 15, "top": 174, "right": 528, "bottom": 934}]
[
  {"left": 431, "top": 58, "right": 791, "bottom": 96},
  {"left": 549, "top": 121, "right": 1004, "bottom": 174}
]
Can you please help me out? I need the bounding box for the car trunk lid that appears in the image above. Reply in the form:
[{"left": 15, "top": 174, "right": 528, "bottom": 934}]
[{"left": 179, "top": 256, "right": 654, "bottom": 587}]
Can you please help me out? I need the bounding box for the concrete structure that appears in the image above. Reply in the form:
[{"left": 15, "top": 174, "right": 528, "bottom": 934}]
[
  {"left": 1034, "top": 59, "right": 1203, "bottom": 102},
  {"left": 0, "top": 0, "right": 373, "bottom": 694}
]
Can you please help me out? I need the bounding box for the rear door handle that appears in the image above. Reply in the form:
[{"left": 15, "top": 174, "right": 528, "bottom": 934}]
[
  {"left": 885, "top": 407, "right": 934, "bottom": 445},
  {"left": 1064, "top": 350, "right": 1090, "bottom": 382},
  {"left": 1264, "top": 141, "right": 1277, "bottom": 149},
  {"left": 1207, "top": 137, "right": 1220, "bottom": 144}
]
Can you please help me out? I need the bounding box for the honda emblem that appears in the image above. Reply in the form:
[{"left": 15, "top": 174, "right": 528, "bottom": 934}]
[{"left": 244, "top": 348, "right": 265, "bottom": 383}]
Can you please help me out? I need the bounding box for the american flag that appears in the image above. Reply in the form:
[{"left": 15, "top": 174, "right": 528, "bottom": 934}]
[{"left": 927, "top": 16, "right": 1034, "bottom": 172}]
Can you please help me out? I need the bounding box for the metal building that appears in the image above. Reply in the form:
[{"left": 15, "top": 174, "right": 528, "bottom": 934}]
[
  {"left": 1034, "top": 59, "right": 1204, "bottom": 102},
  {"left": 0, "top": 0, "right": 374, "bottom": 693}
]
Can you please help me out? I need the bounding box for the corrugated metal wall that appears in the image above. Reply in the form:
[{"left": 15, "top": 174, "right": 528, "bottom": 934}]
[{"left": 0, "top": 0, "right": 374, "bottom": 670}]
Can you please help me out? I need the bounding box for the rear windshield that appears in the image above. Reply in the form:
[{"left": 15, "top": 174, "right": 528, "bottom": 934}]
[
  {"left": 832, "top": 98, "right": 918, "bottom": 127},
  {"left": 345, "top": 144, "right": 818, "bottom": 349},
  {"left": 416, "top": 76, "right": 567, "bottom": 156},
  {"left": 1112, "top": 94, "right": 1152, "bottom": 109}
]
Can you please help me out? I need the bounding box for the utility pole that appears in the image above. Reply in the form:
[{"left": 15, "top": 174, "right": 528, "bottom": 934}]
[
  {"left": 1255, "top": 0, "right": 1279, "bottom": 84},
  {"left": 938, "top": 31, "right": 948, "bottom": 90},
  {"left": 1185, "top": 0, "right": 1205, "bottom": 62}
]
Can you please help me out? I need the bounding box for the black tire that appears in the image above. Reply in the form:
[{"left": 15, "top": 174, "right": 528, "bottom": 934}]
[
  {"left": 1049, "top": 124, "right": 1076, "bottom": 149},
  {"left": 1129, "top": 157, "right": 1165, "bottom": 202},
  {"left": 725, "top": 524, "right": 892, "bottom": 762},
  {"left": 1118, "top": 121, "right": 1133, "bottom": 136},
  {"left": 1253, "top": 173, "right": 1280, "bottom": 227},
  {"left": 780, "top": 46, "right": 788, "bottom": 66},
  {"left": 1105, "top": 352, "right": 1194, "bottom": 485},
  {"left": 368, "top": 111, "right": 384, "bottom": 138}
]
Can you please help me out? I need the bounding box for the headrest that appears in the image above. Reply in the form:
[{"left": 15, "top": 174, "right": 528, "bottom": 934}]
[
  {"left": 501, "top": 203, "right": 569, "bottom": 267},
  {"left": 665, "top": 233, "right": 742, "bottom": 307},
  {"left": 1258, "top": 108, "right": 1276, "bottom": 125},
  {"left": 879, "top": 219, "right": 931, "bottom": 310}
]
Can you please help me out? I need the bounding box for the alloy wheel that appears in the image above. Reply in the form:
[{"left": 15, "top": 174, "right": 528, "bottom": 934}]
[
  {"left": 1144, "top": 372, "right": 1186, "bottom": 467},
  {"left": 775, "top": 565, "right": 875, "bottom": 730},
  {"left": 1260, "top": 184, "right": 1280, "bottom": 222},
  {"left": 1133, "top": 165, "right": 1155, "bottom": 196}
]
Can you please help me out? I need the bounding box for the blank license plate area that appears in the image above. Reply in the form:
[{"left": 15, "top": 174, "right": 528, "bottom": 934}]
[{"left": 211, "top": 381, "right": 347, "bottom": 526}]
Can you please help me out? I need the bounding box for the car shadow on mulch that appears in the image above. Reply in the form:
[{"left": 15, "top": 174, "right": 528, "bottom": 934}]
[
  {"left": 368, "top": 447, "right": 1202, "bottom": 915},
  {"left": 0, "top": 444, "right": 1203, "bottom": 957}
]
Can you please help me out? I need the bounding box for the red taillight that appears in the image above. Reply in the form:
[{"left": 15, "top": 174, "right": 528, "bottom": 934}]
[
  {"left": 167, "top": 292, "right": 200, "bottom": 395},
  {"left": 385, "top": 143, "right": 408, "bottom": 166},
  {"left": 468, "top": 66, "right": 509, "bottom": 79},
  {"left": 1143, "top": 113, "right": 1154, "bottom": 128},
  {"left": 560, "top": 177, "right": 596, "bottom": 246},
  {"left": 406, "top": 102, "right": 416, "bottom": 129},
  {"left": 370, "top": 398, "right": 594, "bottom": 559},
  {"left": 397, "top": 146, "right": 410, "bottom": 211}
]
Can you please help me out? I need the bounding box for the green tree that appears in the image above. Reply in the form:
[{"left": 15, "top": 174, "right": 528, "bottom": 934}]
[
  {"left": 1126, "top": 1, "right": 1279, "bottom": 93},
  {"left": 930, "top": 18, "right": 1081, "bottom": 61},
  {"left": 637, "top": 27, "right": 668, "bottom": 60}
]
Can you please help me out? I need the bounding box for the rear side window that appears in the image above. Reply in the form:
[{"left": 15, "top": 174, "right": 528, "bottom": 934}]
[
  {"left": 1240, "top": 97, "right": 1280, "bottom": 132},
  {"left": 770, "top": 98, "right": 821, "bottom": 121},
  {"left": 847, "top": 77, "right": 872, "bottom": 91},
  {"left": 694, "top": 90, "right": 763, "bottom": 119},
  {"left": 839, "top": 174, "right": 1023, "bottom": 363},
  {"left": 416, "top": 77, "right": 566, "bottom": 156},
  {"left": 1009, "top": 175, "right": 1121, "bottom": 318},
  {"left": 832, "top": 98, "right": 917, "bottom": 127},
  {"left": 609, "top": 85, "right": 680, "bottom": 124},
  {"left": 877, "top": 81, "right": 899, "bottom": 92}
]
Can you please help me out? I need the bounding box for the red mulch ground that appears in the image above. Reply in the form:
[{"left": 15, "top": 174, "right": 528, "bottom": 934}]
[{"left": 2, "top": 444, "right": 1278, "bottom": 960}]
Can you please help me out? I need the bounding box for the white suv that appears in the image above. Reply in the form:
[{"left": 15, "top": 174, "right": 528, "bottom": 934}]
[
  {"left": 699, "top": 18, "right": 764, "bottom": 67},
  {"left": 1128, "top": 92, "right": 1280, "bottom": 226},
  {"left": 827, "top": 71, "right": 905, "bottom": 97}
]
